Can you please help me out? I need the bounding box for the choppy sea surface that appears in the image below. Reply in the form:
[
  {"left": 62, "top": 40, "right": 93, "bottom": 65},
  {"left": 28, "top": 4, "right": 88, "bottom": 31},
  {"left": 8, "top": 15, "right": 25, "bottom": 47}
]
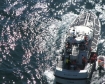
[{"left": 0, "top": 0, "right": 105, "bottom": 84}]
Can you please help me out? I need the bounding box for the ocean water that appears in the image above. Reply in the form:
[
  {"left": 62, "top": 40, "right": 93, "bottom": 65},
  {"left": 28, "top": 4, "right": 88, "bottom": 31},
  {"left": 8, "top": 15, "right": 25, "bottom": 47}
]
[{"left": 0, "top": 0, "right": 105, "bottom": 84}]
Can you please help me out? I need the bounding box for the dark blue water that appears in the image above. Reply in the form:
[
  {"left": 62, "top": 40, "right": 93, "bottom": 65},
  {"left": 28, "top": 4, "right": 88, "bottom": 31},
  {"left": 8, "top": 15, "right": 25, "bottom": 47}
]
[{"left": 0, "top": 0, "right": 105, "bottom": 84}]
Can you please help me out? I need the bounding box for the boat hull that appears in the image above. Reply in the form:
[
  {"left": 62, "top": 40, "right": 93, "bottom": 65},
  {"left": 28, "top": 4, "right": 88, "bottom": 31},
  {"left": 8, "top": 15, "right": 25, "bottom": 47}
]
[
  {"left": 54, "top": 11, "right": 101, "bottom": 84},
  {"left": 55, "top": 77, "right": 87, "bottom": 84},
  {"left": 54, "top": 63, "right": 95, "bottom": 84}
]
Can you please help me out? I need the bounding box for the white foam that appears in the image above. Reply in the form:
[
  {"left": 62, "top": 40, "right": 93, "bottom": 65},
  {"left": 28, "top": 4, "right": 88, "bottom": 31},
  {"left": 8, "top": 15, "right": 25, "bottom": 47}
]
[
  {"left": 4, "top": 1, "right": 18, "bottom": 12},
  {"left": 103, "top": 5, "right": 105, "bottom": 10},
  {"left": 15, "top": 6, "right": 27, "bottom": 16},
  {"left": 94, "top": 4, "right": 105, "bottom": 23},
  {"left": 62, "top": 12, "right": 77, "bottom": 22},
  {"left": 95, "top": 4, "right": 103, "bottom": 13},
  {"left": 99, "top": 39, "right": 105, "bottom": 44},
  {"left": 44, "top": 70, "right": 55, "bottom": 84},
  {"left": 103, "top": 42, "right": 105, "bottom": 48}
]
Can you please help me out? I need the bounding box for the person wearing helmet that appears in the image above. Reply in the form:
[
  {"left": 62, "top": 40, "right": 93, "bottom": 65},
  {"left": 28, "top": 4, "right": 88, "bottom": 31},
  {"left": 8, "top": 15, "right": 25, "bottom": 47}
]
[
  {"left": 98, "top": 65, "right": 104, "bottom": 76},
  {"left": 98, "top": 62, "right": 104, "bottom": 76}
]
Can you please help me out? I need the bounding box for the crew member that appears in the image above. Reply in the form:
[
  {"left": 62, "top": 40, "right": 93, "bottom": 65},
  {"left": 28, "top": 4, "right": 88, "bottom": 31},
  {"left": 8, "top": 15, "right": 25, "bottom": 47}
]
[
  {"left": 65, "top": 42, "right": 69, "bottom": 48},
  {"left": 61, "top": 49, "right": 65, "bottom": 61},
  {"left": 72, "top": 60, "right": 77, "bottom": 70},
  {"left": 66, "top": 58, "right": 68, "bottom": 64},
  {"left": 90, "top": 56, "right": 95, "bottom": 63},
  {"left": 68, "top": 58, "right": 71, "bottom": 69},
  {"left": 82, "top": 56, "right": 87, "bottom": 69},
  {"left": 84, "top": 35, "right": 88, "bottom": 42},
  {"left": 65, "top": 42, "right": 71, "bottom": 55},
  {"left": 66, "top": 58, "right": 71, "bottom": 69},
  {"left": 98, "top": 64, "right": 104, "bottom": 76},
  {"left": 93, "top": 53, "right": 97, "bottom": 61},
  {"left": 81, "top": 45, "right": 85, "bottom": 50}
]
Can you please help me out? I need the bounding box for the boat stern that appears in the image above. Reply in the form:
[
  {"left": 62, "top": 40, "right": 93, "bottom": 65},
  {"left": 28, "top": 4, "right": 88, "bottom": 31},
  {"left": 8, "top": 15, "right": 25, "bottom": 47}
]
[{"left": 54, "top": 67, "right": 89, "bottom": 84}]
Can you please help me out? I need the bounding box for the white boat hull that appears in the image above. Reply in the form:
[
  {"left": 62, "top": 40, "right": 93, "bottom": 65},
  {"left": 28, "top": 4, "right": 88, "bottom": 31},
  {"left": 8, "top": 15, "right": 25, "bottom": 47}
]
[
  {"left": 54, "top": 63, "right": 94, "bottom": 84},
  {"left": 54, "top": 11, "right": 101, "bottom": 84}
]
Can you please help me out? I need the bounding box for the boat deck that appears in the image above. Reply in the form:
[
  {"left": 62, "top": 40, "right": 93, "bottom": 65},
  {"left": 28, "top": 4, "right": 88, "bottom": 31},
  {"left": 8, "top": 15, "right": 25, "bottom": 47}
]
[
  {"left": 56, "top": 11, "right": 101, "bottom": 70},
  {"left": 70, "top": 11, "right": 101, "bottom": 52}
]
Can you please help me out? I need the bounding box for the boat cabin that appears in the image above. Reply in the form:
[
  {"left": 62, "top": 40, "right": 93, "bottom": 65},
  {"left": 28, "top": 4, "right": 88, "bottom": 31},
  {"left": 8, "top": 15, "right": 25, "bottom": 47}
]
[{"left": 62, "top": 26, "right": 94, "bottom": 70}]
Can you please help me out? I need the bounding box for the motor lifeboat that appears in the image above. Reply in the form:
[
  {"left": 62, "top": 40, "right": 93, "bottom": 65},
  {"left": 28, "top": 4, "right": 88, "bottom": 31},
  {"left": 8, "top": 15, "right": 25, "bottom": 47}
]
[{"left": 54, "top": 11, "right": 101, "bottom": 84}]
